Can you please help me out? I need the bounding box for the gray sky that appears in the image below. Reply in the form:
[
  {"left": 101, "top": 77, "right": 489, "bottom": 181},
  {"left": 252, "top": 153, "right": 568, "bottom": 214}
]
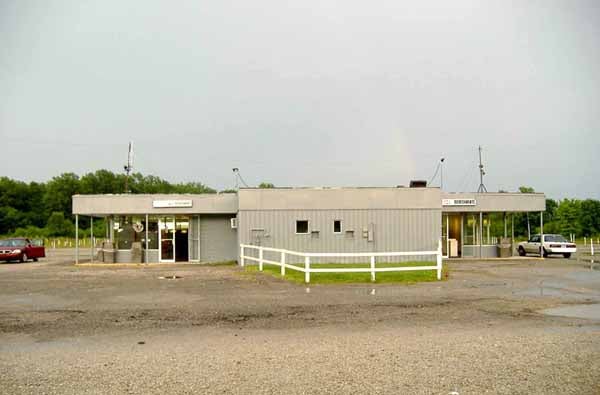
[{"left": 1, "top": 0, "right": 599, "bottom": 199}]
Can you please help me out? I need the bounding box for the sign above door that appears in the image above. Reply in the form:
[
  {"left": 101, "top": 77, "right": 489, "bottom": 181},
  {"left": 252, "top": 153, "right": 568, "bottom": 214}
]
[
  {"left": 152, "top": 200, "right": 193, "bottom": 208},
  {"left": 442, "top": 198, "right": 476, "bottom": 206}
]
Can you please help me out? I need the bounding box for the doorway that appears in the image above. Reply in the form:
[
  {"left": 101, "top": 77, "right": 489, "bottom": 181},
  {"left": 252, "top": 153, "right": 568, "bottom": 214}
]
[
  {"left": 159, "top": 216, "right": 190, "bottom": 262},
  {"left": 442, "top": 214, "right": 462, "bottom": 258},
  {"left": 175, "top": 217, "right": 189, "bottom": 262},
  {"left": 159, "top": 216, "right": 175, "bottom": 262}
]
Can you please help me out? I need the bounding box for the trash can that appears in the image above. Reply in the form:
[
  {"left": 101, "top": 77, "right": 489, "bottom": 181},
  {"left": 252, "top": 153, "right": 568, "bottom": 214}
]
[
  {"left": 449, "top": 238, "right": 458, "bottom": 257},
  {"left": 131, "top": 242, "right": 143, "bottom": 263},
  {"left": 101, "top": 241, "right": 115, "bottom": 263},
  {"left": 497, "top": 237, "right": 512, "bottom": 258}
]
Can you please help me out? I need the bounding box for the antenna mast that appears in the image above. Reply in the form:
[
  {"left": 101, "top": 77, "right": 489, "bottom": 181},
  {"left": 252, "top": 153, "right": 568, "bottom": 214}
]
[
  {"left": 477, "top": 145, "right": 487, "bottom": 193},
  {"left": 124, "top": 141, "right": 134, "bottom": 193},
  {"left": 232, "top": 167, "right": 249, "bottom": 190}
]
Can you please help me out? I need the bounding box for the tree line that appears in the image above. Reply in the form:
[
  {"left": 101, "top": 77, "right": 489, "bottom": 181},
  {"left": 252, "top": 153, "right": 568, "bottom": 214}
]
[
  {"left": 0, "top": 170, "right": 216, "bottom": 238},
  {"left": 509, "top": 187, "right": 600, "bottom": 239},
  {"left": 0, "top": 172, "right": 598, "bottom": 239}
]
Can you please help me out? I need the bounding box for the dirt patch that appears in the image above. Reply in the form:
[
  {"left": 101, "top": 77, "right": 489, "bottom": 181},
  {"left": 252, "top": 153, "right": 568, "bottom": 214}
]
[{"left": 1, "top": 255, "right": 600, "bottom": 394}]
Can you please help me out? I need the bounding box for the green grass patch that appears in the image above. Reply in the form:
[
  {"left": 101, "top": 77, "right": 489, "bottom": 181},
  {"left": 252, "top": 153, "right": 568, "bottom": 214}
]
[{"left": 245, "top": 261, "right": 448, "bottom": 284}]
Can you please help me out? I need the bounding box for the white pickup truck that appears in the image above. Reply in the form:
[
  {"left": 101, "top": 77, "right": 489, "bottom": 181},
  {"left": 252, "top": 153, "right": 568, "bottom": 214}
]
[{"left": 517, "top": 234, "right": 576, "bottom": 258}]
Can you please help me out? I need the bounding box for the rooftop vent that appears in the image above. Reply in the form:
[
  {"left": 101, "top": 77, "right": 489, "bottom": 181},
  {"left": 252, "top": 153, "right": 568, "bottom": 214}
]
[{"left": 409, "top": 180, "right": 427, "bottom": 188}]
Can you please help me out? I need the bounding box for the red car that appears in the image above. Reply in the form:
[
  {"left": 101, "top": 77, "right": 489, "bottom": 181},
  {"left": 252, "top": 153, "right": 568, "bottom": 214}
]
[{"left": 0, "top": 238, "right": 46, "bottom": 263}]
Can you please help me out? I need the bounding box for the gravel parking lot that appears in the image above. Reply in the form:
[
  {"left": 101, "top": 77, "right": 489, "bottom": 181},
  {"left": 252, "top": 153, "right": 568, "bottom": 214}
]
[{"left": 1, "top": 253, "right": 599, "bottom": 394}]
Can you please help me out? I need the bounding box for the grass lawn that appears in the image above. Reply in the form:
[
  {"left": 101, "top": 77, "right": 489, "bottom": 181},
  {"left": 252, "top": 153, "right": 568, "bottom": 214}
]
[{"left": 244, "top": 262, "right": 448, "bottom": 284}]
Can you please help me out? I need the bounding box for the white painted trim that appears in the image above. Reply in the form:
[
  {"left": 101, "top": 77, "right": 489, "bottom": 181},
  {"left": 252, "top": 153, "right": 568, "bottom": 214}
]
[
  {"left": 333, "top": 219, "right": 342, "bottom": 234},
  {"left": 295, "top": 220, "right": 310, "bottom": 235}
]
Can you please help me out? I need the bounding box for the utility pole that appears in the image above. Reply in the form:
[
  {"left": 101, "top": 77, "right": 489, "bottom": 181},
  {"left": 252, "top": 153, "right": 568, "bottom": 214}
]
[{"left": 477, "top": 145, "right": 487, "bottom": 193}]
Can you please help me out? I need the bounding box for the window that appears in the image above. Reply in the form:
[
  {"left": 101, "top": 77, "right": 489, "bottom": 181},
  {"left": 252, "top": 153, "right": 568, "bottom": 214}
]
[
  {"left": 145, "top": 217, "right": 159, "bottom": 249},
  {"left": 295, "top": 220, "right": 309, "bottom": 234},
  {"left": 333, "top": 220, "right": 342, "bottom": 233},
  {"left": 545, "top": 235, "right": 566, "bottom": 243}
]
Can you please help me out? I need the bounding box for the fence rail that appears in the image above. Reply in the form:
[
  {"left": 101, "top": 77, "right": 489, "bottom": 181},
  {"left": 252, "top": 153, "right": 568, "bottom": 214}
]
[
  {"left": 240, "top": 242, "right": 443, "bottom": 283},
  {"left": 578, "top": 238, "right": 597, "bottom": 266}
]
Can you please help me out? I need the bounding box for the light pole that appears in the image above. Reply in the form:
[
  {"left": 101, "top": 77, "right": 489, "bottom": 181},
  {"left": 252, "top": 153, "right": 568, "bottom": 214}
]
[
  {"left": 232, "top": 168, "right": 239, "bottom": 190},
  {"left": 440, "top": 158, "right": 445, "bottom": 190}
]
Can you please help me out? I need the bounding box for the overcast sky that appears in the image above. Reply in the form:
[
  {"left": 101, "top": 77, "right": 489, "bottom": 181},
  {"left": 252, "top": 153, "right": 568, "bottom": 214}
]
[{"left": 1, "top": 1, "right": 599, "bottom": 199}]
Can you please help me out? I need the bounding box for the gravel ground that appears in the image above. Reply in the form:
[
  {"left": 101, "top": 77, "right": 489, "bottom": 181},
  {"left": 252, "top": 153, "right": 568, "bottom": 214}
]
[{"left": 0, "top": 253, "right": 599, "bottom": 394}]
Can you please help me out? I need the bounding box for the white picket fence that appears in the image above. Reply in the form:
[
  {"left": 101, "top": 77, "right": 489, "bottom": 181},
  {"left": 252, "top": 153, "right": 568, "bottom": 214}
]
[
  {"left": 240, "top": 241, "right": 443, "bottom": 283},
  {"left": 578, "top": 238, "right": 597, "bottom": 265}
]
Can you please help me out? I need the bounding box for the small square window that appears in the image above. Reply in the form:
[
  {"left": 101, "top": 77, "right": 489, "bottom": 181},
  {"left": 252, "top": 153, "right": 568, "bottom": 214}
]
[
  {"left": 333, "top": 220, "right": 342, "bottom": 233},
  {"left": 296, "top": 220, "right": 309, "bottom": 234}
]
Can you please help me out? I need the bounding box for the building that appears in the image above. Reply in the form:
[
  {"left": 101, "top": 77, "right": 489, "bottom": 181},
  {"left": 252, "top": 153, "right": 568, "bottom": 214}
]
[{"left": 72, "top": 187, "right": 545, "bottom": 263}]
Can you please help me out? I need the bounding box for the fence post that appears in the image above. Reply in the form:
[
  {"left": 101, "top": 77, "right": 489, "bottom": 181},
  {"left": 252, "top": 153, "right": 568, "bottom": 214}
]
[
  {"left": 281, "top": 251, "right": 286, "bottom": 276},
  {"left": 592, "top": 240, "right": 595, "bottom": 257},
  {"left": 305, "top": 256, "right": 310, "bottom": 283},
  {"left": 259, "top": 247, "right": 264, "bottom": 271},
  {"left": 370, "top": 256, "right": 375, "bottom": 282},
  {"left": 584, "top": 237, "right": 587, "bottom": 245},
  {"left": 437, "top": 239, "right": 443, "bottom": 280},
  {"left": 240, "top": 245, "right": 245, "bottom": 267}
]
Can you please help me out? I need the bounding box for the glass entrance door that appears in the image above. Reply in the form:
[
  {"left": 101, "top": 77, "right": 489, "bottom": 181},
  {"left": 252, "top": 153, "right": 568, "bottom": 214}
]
[{"left": 159, "top": 216, "right": 175, "bottom": 262}]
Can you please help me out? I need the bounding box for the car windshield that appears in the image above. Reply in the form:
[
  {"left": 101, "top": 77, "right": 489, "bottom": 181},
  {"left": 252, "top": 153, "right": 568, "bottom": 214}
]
[
  {"left": 0, "top": 239, "right": 27, "bottom": 247},
  {"left": 545, "top": 235, "right": 568, "bottom": 243}
]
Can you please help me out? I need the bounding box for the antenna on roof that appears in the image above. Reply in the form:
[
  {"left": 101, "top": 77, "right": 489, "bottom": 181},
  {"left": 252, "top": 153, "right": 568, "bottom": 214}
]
[
  {"left": 427, "top": 157, "right": 445, "bottom": 189},
  {"left": 477, "top": 145, "right": 488, "bottom": 193},
  {"left": 124, "top": 141, "right": 134, "bottom": 193},
  {"left": 232, "top": 167, "right": 249, "bottom": 190}
]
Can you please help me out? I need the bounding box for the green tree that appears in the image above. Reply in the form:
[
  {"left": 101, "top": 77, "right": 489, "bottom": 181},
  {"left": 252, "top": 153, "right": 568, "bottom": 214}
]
[
  {"left": 0, "top": 206, "right": 27, "bottom": 234},
  {"left": 554, "top": 199, "right": 582, "bottom": 236},
  {"left": 258, "top": 182, "right": 275, "bottom": 189},
  {"left": 580, "top": 199, "right": 600, "bottom": 236},
  {"left": 171, "top": 182, "right": 216, "bottom": 194},
  {"left": 46, "top": 212, "right": 74, "bottom": 236},
  {"left": 80, "top": 170, "right": 125, "bottom": 194},
  {"left": 25, "top": 181, "right": 48, "bottom": 228},
  {"left": 518, "top": 186, "right": 535, "bottom": 194},
  {"left": 129, "top": 173, "right": 171, "bottom": 194},
  {"left": 43, "top": 173, "right": 80, "bottom": 215}
]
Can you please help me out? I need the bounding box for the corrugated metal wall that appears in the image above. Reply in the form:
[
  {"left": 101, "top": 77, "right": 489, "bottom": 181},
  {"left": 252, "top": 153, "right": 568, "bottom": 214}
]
[
  {"left": 200, "top": 214, "right": 238, "bottom": 263},
  {"left": 239, "top": 209, "right": 441, "bottom": 263}
]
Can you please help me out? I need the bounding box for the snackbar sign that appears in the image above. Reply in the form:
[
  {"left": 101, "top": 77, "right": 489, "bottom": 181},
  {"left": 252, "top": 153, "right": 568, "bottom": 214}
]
[
  {"left": 152, "top": 200, "right": 193, "bottom": 208},
  {"left": 442, "top": 198, "right": 477, "bottom": 207}
]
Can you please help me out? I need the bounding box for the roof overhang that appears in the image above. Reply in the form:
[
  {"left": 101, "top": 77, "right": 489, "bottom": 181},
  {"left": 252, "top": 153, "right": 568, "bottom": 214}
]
[
  {"left": 72, "top": 194, "right": 238, "bottom": 215},
  {"left": 441, "top": 192, "right": 546, "bottom": 213}
]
